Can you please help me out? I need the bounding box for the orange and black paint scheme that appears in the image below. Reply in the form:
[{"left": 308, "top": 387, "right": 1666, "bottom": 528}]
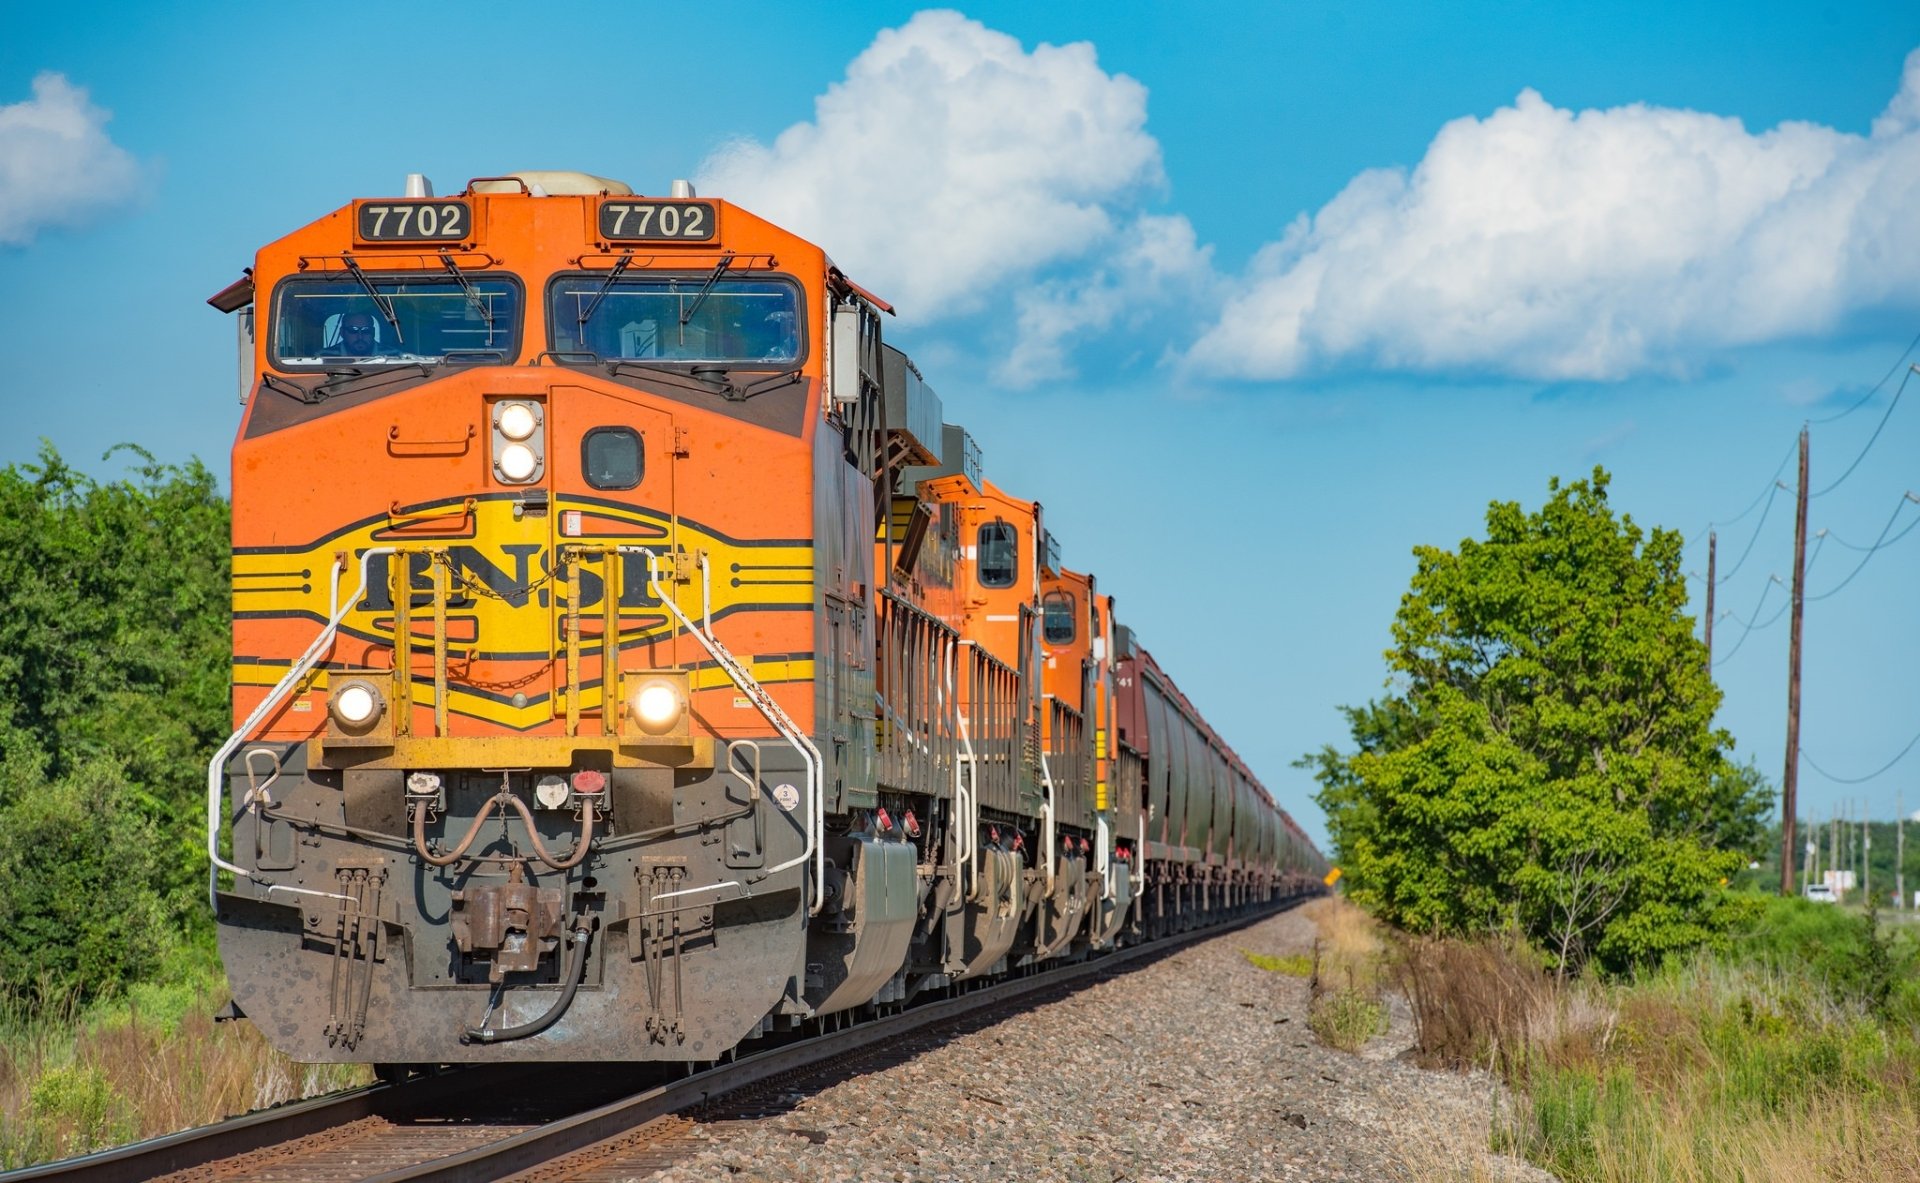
[{"left": 207, "top": 171, "right": 1326, "bottom": 1068}]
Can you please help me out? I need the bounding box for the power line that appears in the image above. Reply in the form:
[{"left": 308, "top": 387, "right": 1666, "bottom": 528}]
[
  {"left": 1810, "top": 327, "right": 1920, "bottom": 425},
  {"left": 1711, "top": 574, "right": 1783, "bottom": 668},
  {"left": 1687, "top": 437, "right": 1797, "bottom": 558},
  {"left": 1713, "top": 479, "right": 1784, "bottom": 587},
  {"left": 1714, "top": 531, "right": 1828, "bottom": 636},
  {"left": 1811, "top": 364, "right": 1913, "bottom": 499},
  {"left": 1802, "top": 726, "right": 1920, "bottom": 785},
  {"left": 1707, "top": 521, "right": 1830, "bottom": 664},
  {"left": 1806, "top": 491, "right": 1920, "bottom": 602}
]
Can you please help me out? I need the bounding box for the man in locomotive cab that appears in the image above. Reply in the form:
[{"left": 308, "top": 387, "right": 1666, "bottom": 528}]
[
  {"left": 752, "top": 308, "right": 797, "bottom": 362},
  {"left": 325, "top": 311, "right": 382, "bottom": 358}
]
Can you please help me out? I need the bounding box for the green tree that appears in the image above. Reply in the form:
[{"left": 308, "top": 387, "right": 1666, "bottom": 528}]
[
  {"left": 0, "top": 755, "right": 168, "bottom": 998},
  {"left": 0, "top": 444, "right": 230, "bottom": 1001},
  {"left": 1304, "top": 469, "right": 1764, "bottom": 975}
]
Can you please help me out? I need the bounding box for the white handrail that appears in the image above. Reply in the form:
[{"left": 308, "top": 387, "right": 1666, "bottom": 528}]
[
  {"left": 950, "top": 643, "right": 980, "bottom": 901},
  {"left": 1038, "top": 748, "right": 1057, "bottom": 895},
  {"left": 1095, "top": 814, "right": 1113, "bottom": 902},
  {"left": 630, "top": 548, "right": 825, "bottom": 915},
  {"left": 206, "top": 548, "right": 396, "bottom": 909}
]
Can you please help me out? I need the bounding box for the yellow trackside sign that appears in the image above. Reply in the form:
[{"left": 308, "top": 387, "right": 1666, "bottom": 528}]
[{"left": 1324, "top": 867, "right": 1343, "bottom": 887}]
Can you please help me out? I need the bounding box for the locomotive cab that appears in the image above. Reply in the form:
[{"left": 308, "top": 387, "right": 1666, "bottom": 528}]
[{"left": 208, "top": 172, "right": 844, "bottom": 1061}]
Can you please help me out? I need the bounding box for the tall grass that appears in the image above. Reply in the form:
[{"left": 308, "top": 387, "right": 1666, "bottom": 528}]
[
  {"left": 1301, "top": 897, "right": 1391, "bottom": 1051},
  {"left": 1397, "top": 896, "right": 1920, "bottom": 1182},
  {"left": 0, "top": 959, "right": 369, "bottom": 1168}
]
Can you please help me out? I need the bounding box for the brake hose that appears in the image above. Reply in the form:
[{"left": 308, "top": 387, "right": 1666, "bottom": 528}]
[{"left": 462, "top": 922, "right": 592, "bottom": 1044}]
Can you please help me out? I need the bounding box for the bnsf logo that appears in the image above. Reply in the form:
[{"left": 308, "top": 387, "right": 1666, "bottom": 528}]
[{"left": 358, "top": 546, "right": 666, "bottom": 613}]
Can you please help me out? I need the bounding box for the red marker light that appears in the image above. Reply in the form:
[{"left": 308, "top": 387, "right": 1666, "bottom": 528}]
[{"left": 570, "top": 769, "right": 607, "bottom": 795}]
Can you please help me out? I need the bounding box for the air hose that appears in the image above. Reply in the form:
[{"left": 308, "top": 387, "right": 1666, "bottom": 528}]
[{"left": 462, "top": 923, "right": 592, "bottom": 1044}]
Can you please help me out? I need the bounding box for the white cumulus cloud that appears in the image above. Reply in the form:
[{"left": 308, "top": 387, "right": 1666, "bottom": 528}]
[
  {"left": 1186, "top": 49, "right": 1920, "bottom": 382},
  {"left": 997, "top": 212, "right": 1213, "bottom": 384},
  {"left": 697, "top": 10, "right": 1164, "bottom": 320},
  {"left": 0, "top": 72, "right": 142, "bottom": 248}
]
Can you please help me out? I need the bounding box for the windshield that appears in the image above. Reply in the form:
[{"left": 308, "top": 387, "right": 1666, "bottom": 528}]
[
  {"left": 271, "top": 275, "right": 520, "bottom": 367},
  {"left": 549, "top": 275, "right": 801, "bottom": 366}
]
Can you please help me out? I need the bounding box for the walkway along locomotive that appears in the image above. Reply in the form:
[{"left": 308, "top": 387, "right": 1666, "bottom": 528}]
[{"left": 204, "top": 170, "right": 1327, "bottom": 1066}]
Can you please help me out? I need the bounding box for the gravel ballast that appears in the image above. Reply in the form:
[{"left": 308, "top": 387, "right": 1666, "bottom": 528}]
[{"left": 635, "top": 906, "right": 1557, "bottom": 1183}]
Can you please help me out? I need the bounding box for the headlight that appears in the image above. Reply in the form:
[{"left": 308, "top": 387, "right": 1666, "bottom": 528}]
[
  {"left": 497, "top": 442, "right": 537, "bottom": 481},
  {"left": 632, "top": 681, "right": 683, "bottom": 731},
  {"left": 330, "top": 680, "right": 384, "bottom": 729},
  {"left": 618, "top": 669, "right": 690, "bottom": 741},
  {"left": 498, "top": 402, "right": 538, "bottom": 441}
]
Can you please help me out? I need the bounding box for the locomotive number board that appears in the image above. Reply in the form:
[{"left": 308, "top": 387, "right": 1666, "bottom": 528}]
[
  {"left": 355, "top": 200, "right": 473, "bottom": 243},
  {"left": 598, "top": 200, "right": 718, "bottom": 242}
]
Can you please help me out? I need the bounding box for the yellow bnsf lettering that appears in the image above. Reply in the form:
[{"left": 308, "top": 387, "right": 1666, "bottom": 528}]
[
  {"left": 233, "top": 496, "right": 814, "bottom": 727},
  {"left": 362, "top": 546, "right": 666, "bottom": 614}
]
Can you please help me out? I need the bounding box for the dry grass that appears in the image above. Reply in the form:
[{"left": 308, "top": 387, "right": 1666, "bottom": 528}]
[
  {"left": 1302, "top": 895, "right": 1385, "bottom": 989},
  {"left": 1302, "top": 896, "right": 1391, "bottom": 1052},
  {"left": 1394, "top": 930, "right": 1920, "bottom": 1181},
  {"left": 0, "top": 979, "right": 368, "bottom": 1168},
  {"left": 1547, "top": 1091, "right": 1920, "bottom": 1183},
  {"left": 1389, "top": 1102, "right": 1544, "bottom": 1183},
  {"left": 1397, "top": 934, "right": 1619, "bottom": 1078}
]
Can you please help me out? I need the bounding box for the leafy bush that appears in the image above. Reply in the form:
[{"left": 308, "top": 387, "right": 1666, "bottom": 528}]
[
  {"left": 0, "top": 758, "right": 170, "bottom": 1000},
  {"left": 0, "top": 445, "right": 229, "bottom": 1005},
  {"left": 27, "top": 1064, "right": 126, "bottom": 1153},
  {"left": 1302, "top": 470, "right": 1771, "bottom": 975},
  {"left": 1730, "top": 893, "right": 1920, "bottom": 1020}
]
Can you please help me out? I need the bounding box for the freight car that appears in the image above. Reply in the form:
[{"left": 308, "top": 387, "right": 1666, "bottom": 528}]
[{"left": 204, "top": 170, "right": 1326, "bottom": 1067}]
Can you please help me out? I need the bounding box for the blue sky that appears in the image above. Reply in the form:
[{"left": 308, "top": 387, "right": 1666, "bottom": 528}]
[{"left": 4, "top": 3, "right": 1918, "bottom": 852}]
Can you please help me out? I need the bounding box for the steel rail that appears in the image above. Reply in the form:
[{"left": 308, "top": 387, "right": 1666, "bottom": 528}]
[
  {"left": 6, "top": 896, "right": 1314, "bottom": 1183},
  {"left": 0, "top": 1066, "right": 585, "bottom": 1183},
  {"left": 368, "top": 897, "right": 1310, "bottom": 1183},
  {"left": 3, "top": 1076, "right": 385, "bottom": 1183}
]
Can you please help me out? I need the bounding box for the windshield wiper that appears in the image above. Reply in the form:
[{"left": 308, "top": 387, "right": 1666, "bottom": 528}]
[
  {"left": 730, "top": 368, "right": 803, "bottom": 402},
  {"left": 605, "top": 359, "right": 801, "bottom": 404},
  {"left": 577, "top": 253, "right": 633, "bottom": 329},
  {"left": 605, "top": 358, "right": 710, "bottom": 388},
  {"left": 439, "top": 254, "right": 493, "bottom": 330},
  {"left": 341, "top": 256, "right": 404, "bottom": 344},
  {"left": 316, "top": 363, "right": 431, "bottom": 401},
  {"left": 679, "top": 255, "right": 734, "bottom": 326},
  {"left": 262, "top": 374, "right": 323, "bottom": 405}
]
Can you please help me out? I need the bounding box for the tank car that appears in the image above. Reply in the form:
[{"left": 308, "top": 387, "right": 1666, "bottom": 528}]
[{"left": 204, "top": 170, "right": 1324, "bottom": 1068}]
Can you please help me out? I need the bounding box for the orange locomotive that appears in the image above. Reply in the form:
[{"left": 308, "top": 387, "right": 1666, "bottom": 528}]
[{"left": 205, "top": 170, "right": 1325, "bottom": 1068}]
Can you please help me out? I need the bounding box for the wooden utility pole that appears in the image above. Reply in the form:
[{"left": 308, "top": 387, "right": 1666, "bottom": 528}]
[
  {"left": 1780, "top": 426, "right": 1809, "bottom": 896},
  {"left": 1831, "top": 806, "right": 1840, "bottom": 894},
  {"left": 1899, "top": 790, "right": 1906, "bottom": 910},
  {"left": 1705, "top": 531, "right": 1716, "bottom": 670}
]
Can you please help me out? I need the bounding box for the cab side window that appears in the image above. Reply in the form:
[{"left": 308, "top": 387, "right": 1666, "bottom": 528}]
[
  {"left": 978, "top": 521, "right": 1017, "bottom": 589},
  {"left": 1043, "top": 591, "right": 1076, "bottom": 644}
]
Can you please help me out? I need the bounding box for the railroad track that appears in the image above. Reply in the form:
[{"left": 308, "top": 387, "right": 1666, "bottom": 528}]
[{"left": 10, "top": 904, "right": 1296, "bottom": 1183}]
